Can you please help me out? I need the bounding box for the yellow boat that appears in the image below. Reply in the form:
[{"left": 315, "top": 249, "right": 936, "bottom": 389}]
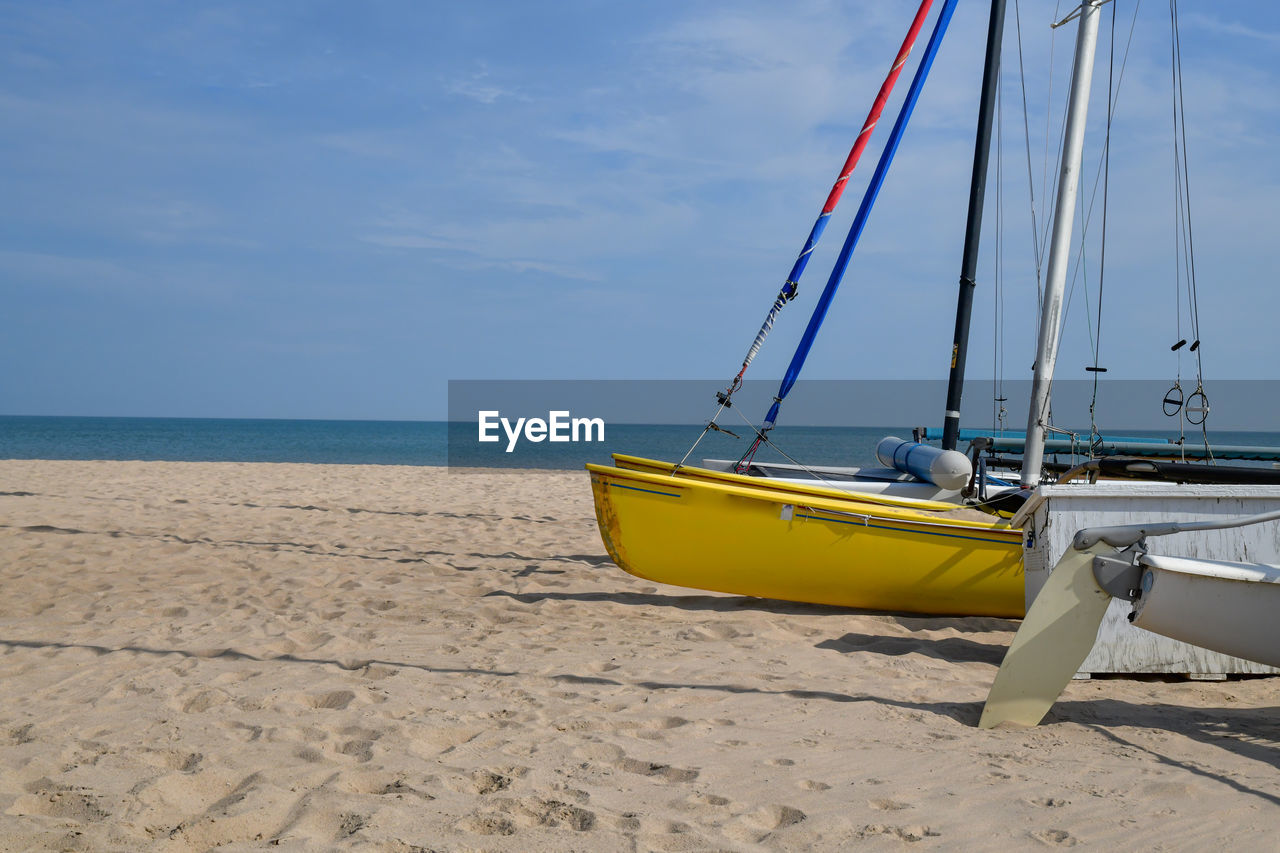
[{"left": 587, "top": 459, "right": 1025, "bottom": 618}]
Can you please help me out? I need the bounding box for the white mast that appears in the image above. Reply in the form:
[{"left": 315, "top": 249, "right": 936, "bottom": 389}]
[{"left": 1021, "top": 0, "right": 1106, "bottom": 488}]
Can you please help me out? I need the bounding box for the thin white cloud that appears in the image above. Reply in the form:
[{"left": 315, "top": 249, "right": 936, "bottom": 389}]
[
  {"left": 1184, "top": 12, "right": 1280, "bottom": 46},
  {"left": 472, "top": 258, "right": 603, "bottom": 283},
  {"left": 0, "top": 249, "right": 132, "bottom": 287},
  {"left": 318, "top": 131, "right": 413, "bottom": 160},
  {"left": 446, "top": 65, "right": 525, "bottom": 104},
  {"left": 359, "top": 233, "right": 461, "bottom": 251}
]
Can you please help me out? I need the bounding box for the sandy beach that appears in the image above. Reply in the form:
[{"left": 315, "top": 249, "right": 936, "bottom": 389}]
[{"left": 0, "top": 459, "right": 1276, "bottom": 850}]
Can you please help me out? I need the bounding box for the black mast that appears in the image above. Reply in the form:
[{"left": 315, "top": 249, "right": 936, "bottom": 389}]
[{"left": 941, "top": 0, "right": 1007, "bottom": 451}]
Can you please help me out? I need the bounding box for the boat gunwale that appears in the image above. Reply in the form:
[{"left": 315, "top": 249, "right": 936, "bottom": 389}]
[
  {"left": 1140, "top": 554, "right": 1280, "bottom": 584},
  {"left": 609, "top": 453, "right": 976, "bottom": 513},
  {"left": 587, "top": 462, "right": 1021, "bottom": 537}
]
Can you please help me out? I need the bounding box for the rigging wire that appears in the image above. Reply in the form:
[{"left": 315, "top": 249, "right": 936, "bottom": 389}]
[
  {"left": 1088, "top": 0, "right": 1118, "bottom": 446},
  {"left": 1056, "top": 0, "right": 1139, "bottom": 371},
  {"left": 1018, "top": 0, "right": 1133, "bottom": 449},
  {"left": 1167, "top": 0, "right": 1187, "bottom": 450},
  {"left": 1168, "top": 0, "right": 1211, "bottom": 456},
  {"left": 993, "top": 68, "right": 1008, "bottom": 432},
  {"left": 1171, "top": 0, "right": 1203, "bottom": 375},
  {"left": 1037, "top": 0, "right": 1070, "bottom": 321},
  {"left": 1039, "top": 0, "right": 1065, "bottom": 301},
  {"left": 1013, "top": 0, "right": 1046, "bottom": 306}
]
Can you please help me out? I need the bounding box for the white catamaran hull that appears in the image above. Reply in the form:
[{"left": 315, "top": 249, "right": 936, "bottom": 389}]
[{"left": 1131, "top": 554, "right": 1280, "bottom": 668}]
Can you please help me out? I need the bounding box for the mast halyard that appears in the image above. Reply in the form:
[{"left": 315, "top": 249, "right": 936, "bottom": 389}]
[{"left": 1021, "top": 0, "right": 1106, "bottom": 488}]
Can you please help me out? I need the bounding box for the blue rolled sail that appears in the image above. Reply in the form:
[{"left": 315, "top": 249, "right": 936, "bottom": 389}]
[{"left": 762, "top": 0, "right": 960, "bottom": 430}]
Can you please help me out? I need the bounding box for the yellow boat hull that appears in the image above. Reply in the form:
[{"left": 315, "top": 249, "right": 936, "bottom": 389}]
[{"left": 588, "top": 462, "right": 1025, "bottom": 618}]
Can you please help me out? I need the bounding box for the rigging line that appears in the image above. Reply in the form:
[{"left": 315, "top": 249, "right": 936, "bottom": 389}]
[
  {"left": 1037, "top": 12, "right": 1080, "bottom": 318},
  {"left": 723, "top": 401, "right": 842, "bottom": 490},
  {"left": 1171, "top": 0, "right": 1204, "bottom": 381},
  {"left": 1076, "top": 156, "right": 1092, "bottom": 357},
  {"left": 1013, "top": 0, "right": 1045, "bottom": 293},
  {"left": 1090, "top": 0, "right": 1117, "bottom": 442},
  {"left": 1094, "top": 0, "right": 1139, "bottom": 356},
  {"left": 1041, "top": 2, "right": 1138, "bottom": 339},
  {"left": 1038, "top": 94, "right": 1070, "bottom": 300},
  {"left": 1175, "top": 120, "right": 1194, "bottom": 356},
  {"left": 1027, "top": 0, "right": 1068, "bottom": 318},
  {"left": 1171, "top": 142, "right": 1184, "bottom": 353},
  {"left": 1078, "top": 1, "right": 1119, "bottom": 370},
  {"left": 992, "top": 68, "right": 1001, "bottom": 429},
  {"left": 1057, "top": 0, "right": 1139, "bottom": 362},
  {"left": 1170, "top": 19, "right": 1190, "bottom": 335},
  {"left": 1170, "top": 0, "right": 1211, "bottom": 455},
  {"left": 673, "top": 401, "right": 729, "bottom": 473},
  {"left": 1041, "top": 0, "right": 1064, "bottom": 275},
  {"left": 1168, "top": 6, "right": 1187, "bottom": 385},
  {"left": 994, "top": 69, "right": 1006, "bottom": 431},
  {"left": 1038, "top": 1, "right": 1076, "bottom": 267}
]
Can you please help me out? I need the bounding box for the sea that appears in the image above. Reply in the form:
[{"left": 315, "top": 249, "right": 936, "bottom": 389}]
[{"left": 3, "top": 415, "right": 1278, "bottom": 471}]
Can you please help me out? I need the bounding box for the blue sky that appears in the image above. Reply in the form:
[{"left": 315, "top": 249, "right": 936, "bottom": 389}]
[{"left": 3, "top": 1, "right": 1278, "bottom": 420}]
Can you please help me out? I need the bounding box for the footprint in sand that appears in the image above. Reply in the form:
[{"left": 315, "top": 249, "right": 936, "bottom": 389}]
[
  {"left": 1032, "top": 828, "right": 1078, "bottom": 846},
  {"left": 139, "top": 748, "right": 203, "bottom": 772},
  {"left": 510, "top": 797, "right": 596, "bottom": 831},
  {"left": 869, "top": 798, "right": 912, "bottom": 811},
  {"left": 337, "top": 738, "right": 375, "bottom": 762},
  {"left": 606, "top": 812, "right": 642, "bottom": 832},
  {"left": 334, "top": 812, "right": 369, "bottom": 841},
  {"left": 336, "top": 771, "right": 435, "bottom": 800},
  {"left": 858, "top": 823, "right": 940, "bottom": 842},
  {"left": 446, "top": 769, "right": 514, "bottom": 795},
  {"left": 457, "top": 813, "right": 517, "bottom": 836},
  {"left": 178, "top": 688, "right": 231, "bottom": 714},
  {"left": 306, "top": 690, "right": 356, "bottom": 710},
  {"left": 704, "top": 793, "right": 738, "bottom": 808},
  {"left": 459, "top": 796, "right": 596, "bottom": 836},
  {"left": 571, "top": 743, "right": 699, "bottom": 783},
  {"left": 8, "top": 723, "right": 36, "bottom": 745},
  {"left": 1031, "top": 796, "right": 1070, "bottom": 808},
  {"left": 749, "top": 804, "right": 806, "bottom": 830},
  {"left": 13, "top": 781, "right": 110, "bottom": 821},
  {"left": 724, "top": 804, "right": 807, "bottom": 843},
  {"left": 617, "top": 756, "right": 699, "bottom": 783}
]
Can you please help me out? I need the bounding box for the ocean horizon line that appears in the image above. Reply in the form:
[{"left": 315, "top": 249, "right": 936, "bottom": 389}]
[{"left": 5, "top": 414, "right": 1274, "bottom": 434}]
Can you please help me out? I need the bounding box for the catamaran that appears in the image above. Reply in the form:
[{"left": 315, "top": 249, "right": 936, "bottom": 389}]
[
  {"left": 589, "top": 0, "right": 1280, "bottom": 625},
  {"left": 588, "top": 0, "right": 1030, "bottom": 617}
]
